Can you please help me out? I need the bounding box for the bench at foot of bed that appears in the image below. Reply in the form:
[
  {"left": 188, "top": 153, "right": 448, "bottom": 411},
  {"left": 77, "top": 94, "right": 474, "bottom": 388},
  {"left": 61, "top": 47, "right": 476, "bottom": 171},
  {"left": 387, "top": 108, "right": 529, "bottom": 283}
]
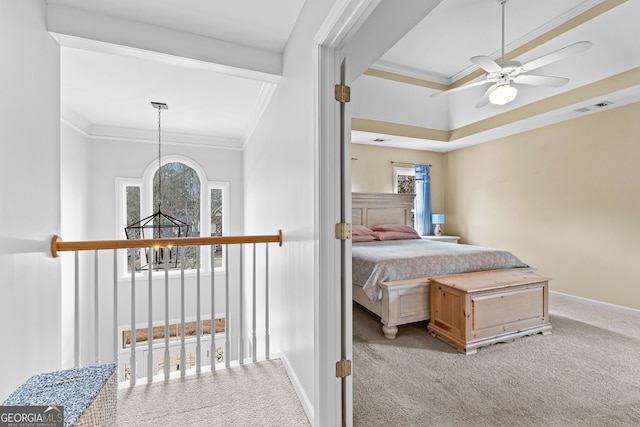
[{"left": 428, "top": 269, "right": 552, "bottom": 354}]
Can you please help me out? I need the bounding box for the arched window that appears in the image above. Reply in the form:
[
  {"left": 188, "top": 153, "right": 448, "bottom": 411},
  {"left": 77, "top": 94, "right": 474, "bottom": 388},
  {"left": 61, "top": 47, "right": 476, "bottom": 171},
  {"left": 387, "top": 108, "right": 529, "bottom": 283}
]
[
  {"left": 153, "top": 162, "right": 201, "bottom": 234},
  {"left": 153, "top": 162, "right": 201, "bottom": 268},
  {"left": 117, "top": 155, "right": 228, "bottom": 275}
]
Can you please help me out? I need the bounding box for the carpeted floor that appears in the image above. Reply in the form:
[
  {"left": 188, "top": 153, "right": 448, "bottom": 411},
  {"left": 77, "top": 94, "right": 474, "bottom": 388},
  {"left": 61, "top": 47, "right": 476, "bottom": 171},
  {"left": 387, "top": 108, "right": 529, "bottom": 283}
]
[
  {"left": 117, "top": 359, "right": 310, "bottom": 426},
  {"left": 353, "top": 293, "right": 640, "bottom": 427},
  {"left": 117, "top": 294, "right": 640, "bottom": 426}
]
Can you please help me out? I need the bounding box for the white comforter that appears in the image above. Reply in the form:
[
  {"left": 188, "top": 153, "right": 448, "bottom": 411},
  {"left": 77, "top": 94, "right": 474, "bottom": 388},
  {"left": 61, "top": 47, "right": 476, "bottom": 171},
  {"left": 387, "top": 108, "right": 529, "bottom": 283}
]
[{"left": 352, "top": 239, "right": 528, "bottom": 303}]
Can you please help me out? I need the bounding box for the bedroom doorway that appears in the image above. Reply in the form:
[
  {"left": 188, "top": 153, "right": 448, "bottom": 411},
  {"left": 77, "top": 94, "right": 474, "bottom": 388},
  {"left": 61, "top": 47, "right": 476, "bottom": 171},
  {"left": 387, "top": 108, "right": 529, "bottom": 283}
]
[{"left": 316, "top": 2, "right": 443, "bottom": 425}]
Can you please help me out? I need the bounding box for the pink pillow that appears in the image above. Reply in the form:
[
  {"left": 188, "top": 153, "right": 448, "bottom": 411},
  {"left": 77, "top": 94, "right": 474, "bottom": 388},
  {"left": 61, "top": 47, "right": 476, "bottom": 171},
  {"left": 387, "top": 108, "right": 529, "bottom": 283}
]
[
  {"left": 372, "top": 224, "right": 421, "bottom": 239},
  {"left": 373, "top": 230, "right": 421, "bottom": 241},
  {"left": 353, "top": 234, "right": 376, "bottom": 242},
  {"left": 372, "top": 224, "right": 419, "bottom": 235},
  {"left": 352, "top": 225, "right": 376, "bottom": 236}
]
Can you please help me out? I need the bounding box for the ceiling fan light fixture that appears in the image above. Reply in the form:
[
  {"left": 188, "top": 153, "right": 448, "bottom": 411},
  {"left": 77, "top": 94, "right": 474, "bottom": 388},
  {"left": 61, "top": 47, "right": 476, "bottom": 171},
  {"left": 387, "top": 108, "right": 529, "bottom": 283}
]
[{"left": 489, "top": 83, "right": 517, "bottom": 105}]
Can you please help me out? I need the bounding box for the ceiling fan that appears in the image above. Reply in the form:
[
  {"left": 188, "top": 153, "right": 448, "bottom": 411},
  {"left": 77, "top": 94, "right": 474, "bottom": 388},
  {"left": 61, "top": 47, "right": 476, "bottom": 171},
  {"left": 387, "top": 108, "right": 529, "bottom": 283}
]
[{"left": 431, "top": 0, "right": 592, "bottom": 107}]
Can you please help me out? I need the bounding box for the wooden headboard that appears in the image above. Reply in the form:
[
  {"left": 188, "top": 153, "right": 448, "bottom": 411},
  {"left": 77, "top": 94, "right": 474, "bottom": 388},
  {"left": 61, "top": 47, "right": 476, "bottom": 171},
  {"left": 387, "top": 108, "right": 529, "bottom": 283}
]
[{"left": 352, "top": 192, "right": 415, "bottom": 229}]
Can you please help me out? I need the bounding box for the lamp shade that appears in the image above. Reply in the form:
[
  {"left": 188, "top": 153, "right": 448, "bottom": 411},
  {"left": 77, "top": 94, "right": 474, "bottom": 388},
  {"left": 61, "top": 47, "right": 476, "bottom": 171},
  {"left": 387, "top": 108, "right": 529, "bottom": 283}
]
[
  {"left": 431, "top": 213, "right": 445, "bottom": 224},
  {"left": 489, "top": 83, "right": 517, "bottom": 105}
]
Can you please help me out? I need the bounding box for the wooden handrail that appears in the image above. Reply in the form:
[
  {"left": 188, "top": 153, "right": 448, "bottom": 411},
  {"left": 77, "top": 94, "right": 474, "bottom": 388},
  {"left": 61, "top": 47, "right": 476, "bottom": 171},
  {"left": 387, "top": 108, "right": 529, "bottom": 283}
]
[{"left": 51, "top": 230, "right": 283, "bottom": 257}]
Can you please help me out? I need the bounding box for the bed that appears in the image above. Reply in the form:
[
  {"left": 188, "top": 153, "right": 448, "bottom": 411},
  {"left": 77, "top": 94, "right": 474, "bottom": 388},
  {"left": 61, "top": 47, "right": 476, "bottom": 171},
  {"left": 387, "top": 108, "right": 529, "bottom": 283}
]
[{"left": 352, "top": 192, "right": 530, "bottom": 339}]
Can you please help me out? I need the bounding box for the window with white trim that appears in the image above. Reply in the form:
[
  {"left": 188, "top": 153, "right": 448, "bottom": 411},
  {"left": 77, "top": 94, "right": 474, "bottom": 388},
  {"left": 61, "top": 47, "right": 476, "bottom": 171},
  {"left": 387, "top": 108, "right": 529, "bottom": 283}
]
[
  {"left": 394, "top": 166, "right": 415, "bottom": 194},
  {"left": 117, "top": 155, "right": 228, "bottom": 275}
]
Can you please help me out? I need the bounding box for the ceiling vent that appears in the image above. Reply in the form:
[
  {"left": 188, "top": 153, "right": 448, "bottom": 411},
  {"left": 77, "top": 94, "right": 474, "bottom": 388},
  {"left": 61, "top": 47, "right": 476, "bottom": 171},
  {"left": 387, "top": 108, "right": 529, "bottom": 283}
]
[{"left": 574, "top": 101, "right": 613, "bottom": 113}]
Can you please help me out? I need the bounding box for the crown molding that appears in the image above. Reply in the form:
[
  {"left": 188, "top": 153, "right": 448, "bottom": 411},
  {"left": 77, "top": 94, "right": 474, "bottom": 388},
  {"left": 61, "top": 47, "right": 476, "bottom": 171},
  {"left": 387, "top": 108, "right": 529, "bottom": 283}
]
[
  {"left": 60, "top": 105, "right": 245, "bottom": 150},
  {"left": 60, "top": 104, "right": 91, "bottom": 136},
  {"left": 242, "top": 81, "right": 278, "bottom": 148},
  {"left": 88, "top": 125, "right": 243, "bottom": 150}
]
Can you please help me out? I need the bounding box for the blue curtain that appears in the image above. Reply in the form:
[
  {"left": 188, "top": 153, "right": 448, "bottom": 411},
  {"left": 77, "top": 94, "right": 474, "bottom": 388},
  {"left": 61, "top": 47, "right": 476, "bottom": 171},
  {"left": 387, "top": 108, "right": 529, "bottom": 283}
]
[{"left": 415, "top": 164, "right": 432, "bottom": 235}]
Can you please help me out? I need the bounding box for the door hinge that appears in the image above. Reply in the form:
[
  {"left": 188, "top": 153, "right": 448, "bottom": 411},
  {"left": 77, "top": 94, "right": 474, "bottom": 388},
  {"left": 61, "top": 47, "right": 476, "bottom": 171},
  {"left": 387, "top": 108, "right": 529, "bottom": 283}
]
[
  {"left": 335, "top": 222, "right": 351, "bottom": 240},
  {"left": 334, "top": 84, "right": 351, "bottom": 103},
  {"left": 336, "top": 359, "right": 352, "bottom": 378}
]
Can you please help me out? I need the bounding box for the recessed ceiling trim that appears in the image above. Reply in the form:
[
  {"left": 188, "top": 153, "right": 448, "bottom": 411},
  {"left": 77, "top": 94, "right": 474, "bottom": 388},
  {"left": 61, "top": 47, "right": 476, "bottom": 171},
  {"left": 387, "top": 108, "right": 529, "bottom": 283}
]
[
  {"left": 450, "top": 66, "right": 640, "bottom": 141},
  {"left": 363, "top": 68, "right": 447, "bottom": 91},
  {"left": 452, "top": 0, "right": 627, "bottom": 89},
  {"left": 368, "top": 60, "right": 450, "bottom": 85},
  {"left": 352, "top": 118, "right": 449, "bottom": 142},
  {"left": 353, "top": 66, "right": 640, "bottom": 147}
]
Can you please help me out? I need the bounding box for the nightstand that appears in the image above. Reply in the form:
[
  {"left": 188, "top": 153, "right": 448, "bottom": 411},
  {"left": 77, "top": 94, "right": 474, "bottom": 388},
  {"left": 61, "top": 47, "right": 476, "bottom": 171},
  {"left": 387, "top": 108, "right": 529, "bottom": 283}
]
[{"left": 422, "top": 235, "right": 460, "bottom": 244}]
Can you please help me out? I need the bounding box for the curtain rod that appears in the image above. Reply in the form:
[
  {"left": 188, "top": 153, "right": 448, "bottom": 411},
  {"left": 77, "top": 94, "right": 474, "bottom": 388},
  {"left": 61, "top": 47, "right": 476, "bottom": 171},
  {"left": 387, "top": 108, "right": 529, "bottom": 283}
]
[{"left": 390, "top": 161, "right": 432, "bottom": 167}]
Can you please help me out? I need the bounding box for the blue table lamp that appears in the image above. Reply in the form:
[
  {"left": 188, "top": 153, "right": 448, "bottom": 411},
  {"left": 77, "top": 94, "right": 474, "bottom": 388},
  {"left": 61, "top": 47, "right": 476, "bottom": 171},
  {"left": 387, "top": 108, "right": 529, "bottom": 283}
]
[{"left": 431, "top": 213, "right": 445, "bottom": 235}]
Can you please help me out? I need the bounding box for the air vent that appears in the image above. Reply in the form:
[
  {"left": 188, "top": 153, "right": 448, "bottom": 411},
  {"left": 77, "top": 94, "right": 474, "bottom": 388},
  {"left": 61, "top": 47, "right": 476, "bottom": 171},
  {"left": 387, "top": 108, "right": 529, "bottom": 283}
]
[{"left": 574, "top": 101, "right": 613, "bottom": 113}]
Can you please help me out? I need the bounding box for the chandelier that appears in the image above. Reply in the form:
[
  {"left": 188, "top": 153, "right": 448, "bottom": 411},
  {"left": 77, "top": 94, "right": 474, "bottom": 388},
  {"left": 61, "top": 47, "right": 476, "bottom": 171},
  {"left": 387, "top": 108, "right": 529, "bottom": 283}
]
[{"left": 125, "top": 102, "right": 190, "bottom": 270}]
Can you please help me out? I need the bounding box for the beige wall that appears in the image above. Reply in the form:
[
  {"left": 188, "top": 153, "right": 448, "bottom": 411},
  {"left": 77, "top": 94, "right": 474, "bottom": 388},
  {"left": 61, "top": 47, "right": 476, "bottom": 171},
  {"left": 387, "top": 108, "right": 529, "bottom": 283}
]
[
  {"left": 445, "top": 102, "right": 640, "bottom": 310},
  {"left": 350, "top": 143, "right": 446, "bottom": 214}
]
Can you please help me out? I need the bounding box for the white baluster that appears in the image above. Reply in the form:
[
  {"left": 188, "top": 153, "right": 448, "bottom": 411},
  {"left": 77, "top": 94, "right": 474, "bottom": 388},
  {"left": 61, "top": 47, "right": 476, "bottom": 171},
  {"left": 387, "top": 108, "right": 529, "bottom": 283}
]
[
  {"left": 147, "top": 247, "right": 153, "bottom": 383},
  {"left": 196, "top": 246, "right": 201, "bottom": 374},
  {"left": 129, "top": 251, "right": 136, "bottom": 386},
  {"left": 163, "top": 247, "right": 170, "bottom": 380},
  {"left": 239, "top": 244, "right": 244, "bottom": 365},
  {"left": 225, "top": 245, "right": 230, "bottom": 368},
  {"left": 252, "top": 243, "right": 257, "bottom": 363},
  {"left": 113, "top": 250, "right": 118, "bottom": 366},
  {"left": 211, "top": 245, "right": 216, "bottom": 371},
  {"left": 265, "top": 243, "right": 270, "bottom": 359},
  {"left": 74, "top": 251, "right": 80, "bottom": 368},
  {"left": 94, "top": 250, "right": 100, "bottom": 364},
  {"left": 180, "top": 247, "right": 186, "bottom": 377}
]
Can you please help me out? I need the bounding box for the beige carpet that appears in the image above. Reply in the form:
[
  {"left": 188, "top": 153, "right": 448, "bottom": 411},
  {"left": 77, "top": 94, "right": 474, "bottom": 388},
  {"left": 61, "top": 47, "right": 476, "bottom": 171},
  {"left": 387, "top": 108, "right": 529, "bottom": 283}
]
[
  {"left": 117, "top": 359, "right": 310, "bottom": 426},
  {"left": 353, "top": 293, "right": 640, "bottom": 427}
]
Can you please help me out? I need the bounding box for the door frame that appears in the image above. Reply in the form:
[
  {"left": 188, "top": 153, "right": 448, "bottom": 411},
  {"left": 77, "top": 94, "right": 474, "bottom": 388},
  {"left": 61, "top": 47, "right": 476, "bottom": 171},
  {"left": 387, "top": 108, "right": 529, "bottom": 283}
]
[
  {"left": 313, "top": 1, "right": 442, "bottom": 425},
  {"left": 313, "top": 1, "right": 380, "bottom": 425}
]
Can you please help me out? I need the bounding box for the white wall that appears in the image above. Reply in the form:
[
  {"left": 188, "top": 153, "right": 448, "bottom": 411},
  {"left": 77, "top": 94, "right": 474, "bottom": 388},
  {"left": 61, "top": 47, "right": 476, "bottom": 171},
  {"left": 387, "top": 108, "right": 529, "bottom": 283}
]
[
  {"left": 0, "top": 1, "right": 62, "bottom": 400},
  {"left": 60, "top": 123, "right": 92, "bottom": 368},
  {"left": 89, "top": 138, "right": 244, "bottom": 240},
  {"left": 242, "top": 0, "right": 337, "bottom": 421}
]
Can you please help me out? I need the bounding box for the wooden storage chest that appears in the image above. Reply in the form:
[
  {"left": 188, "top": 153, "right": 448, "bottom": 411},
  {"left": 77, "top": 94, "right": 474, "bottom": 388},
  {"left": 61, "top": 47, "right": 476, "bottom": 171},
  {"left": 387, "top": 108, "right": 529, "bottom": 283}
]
[{"left": 427, "top": 269, "right": 552, "bottom": 354}]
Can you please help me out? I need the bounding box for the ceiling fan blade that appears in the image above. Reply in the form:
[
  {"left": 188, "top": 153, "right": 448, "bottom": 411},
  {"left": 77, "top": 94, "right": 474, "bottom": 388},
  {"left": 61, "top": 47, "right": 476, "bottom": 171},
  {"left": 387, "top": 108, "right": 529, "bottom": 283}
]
[
  {"left": 475, "top": 84, "right": 499, "bottom": 108},
  {"left": 470, "top": 56, "right": 502, "bottom": 73},
  {"left": 521, "top": 41, "right": 592, "bottom": 72},
  {"left": 430, "top": 80, "right": 492, "bottom": 98},
  {"left": 513, "top": 74, "right": 569, "bottom": 87}
]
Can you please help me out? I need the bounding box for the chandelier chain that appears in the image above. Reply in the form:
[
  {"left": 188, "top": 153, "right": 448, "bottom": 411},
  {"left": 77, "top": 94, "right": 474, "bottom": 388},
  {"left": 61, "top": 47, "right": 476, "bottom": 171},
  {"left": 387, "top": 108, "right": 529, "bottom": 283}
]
[{"left": 157, "top": 106, "right": 162, "bottom": 212}]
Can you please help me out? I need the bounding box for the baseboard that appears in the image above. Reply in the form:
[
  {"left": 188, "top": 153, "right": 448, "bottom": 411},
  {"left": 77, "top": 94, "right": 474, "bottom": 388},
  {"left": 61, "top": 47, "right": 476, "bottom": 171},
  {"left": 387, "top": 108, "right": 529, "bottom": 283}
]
[
  {"left": 280, "top": 351, "right": 314, "bottom": 426},
  {"left": 550, "top": 290, "right": 640, "bottom": 317}
]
